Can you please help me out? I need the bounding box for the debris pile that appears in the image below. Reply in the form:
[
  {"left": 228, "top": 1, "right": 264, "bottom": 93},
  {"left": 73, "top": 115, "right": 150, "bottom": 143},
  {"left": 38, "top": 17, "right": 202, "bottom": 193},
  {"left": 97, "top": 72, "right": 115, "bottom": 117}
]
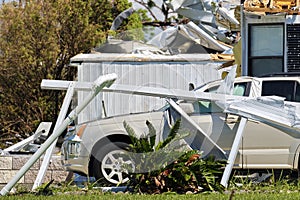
[
  {"left": 94, "top": 0, "right": 242, "bottom": 66},
  {"left": 94, "top": 0, "right": 299, "bottom": 73},
  {"left": 244, "top": 0, "right": 300, "bottom": 13}
]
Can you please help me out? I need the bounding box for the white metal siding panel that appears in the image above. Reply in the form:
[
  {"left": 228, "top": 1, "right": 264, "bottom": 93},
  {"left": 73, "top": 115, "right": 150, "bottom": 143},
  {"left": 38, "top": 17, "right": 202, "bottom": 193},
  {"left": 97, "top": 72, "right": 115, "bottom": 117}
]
[
  {"left": 77, "top": 62, "right": 103, "bottom": 124},
  {"left": 77, "top": 61, "right": 221, "bottom": 123}
]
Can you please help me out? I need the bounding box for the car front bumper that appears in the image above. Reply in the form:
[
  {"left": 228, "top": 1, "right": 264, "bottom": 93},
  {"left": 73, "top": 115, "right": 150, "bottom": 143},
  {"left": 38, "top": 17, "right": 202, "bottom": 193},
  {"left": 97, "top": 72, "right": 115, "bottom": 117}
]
[{"left": 61, "top": 136, "right": 90, "bottom": 175}]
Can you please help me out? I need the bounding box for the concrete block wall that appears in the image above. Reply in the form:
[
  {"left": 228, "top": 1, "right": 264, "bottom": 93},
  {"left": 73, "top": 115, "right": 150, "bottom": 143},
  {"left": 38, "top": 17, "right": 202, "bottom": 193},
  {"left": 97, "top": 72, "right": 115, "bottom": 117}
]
[{"left": 0, "top": 155, "right": 69, "bottom": 190}]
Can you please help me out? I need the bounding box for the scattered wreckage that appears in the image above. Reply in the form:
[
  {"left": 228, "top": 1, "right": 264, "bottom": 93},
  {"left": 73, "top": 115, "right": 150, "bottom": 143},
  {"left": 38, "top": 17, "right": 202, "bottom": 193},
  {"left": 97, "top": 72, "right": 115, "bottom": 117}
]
[
  {"left": 244, "top": 0, "right": 300, "bottom": 13},
  {"left": 2, "top": 0, "right": 300, "bottom": 196},
  {"left": 0, "top": 74, "right": 118, "bottom": 196},
  {"left": 42, "top": 68, "right": 300, "bottom": 188},
  {"left": 2, "top": 67, "right": 300, "bottom": 196},
  {"left": 96, "top": 0, "right": 241, "bottom": 73}
]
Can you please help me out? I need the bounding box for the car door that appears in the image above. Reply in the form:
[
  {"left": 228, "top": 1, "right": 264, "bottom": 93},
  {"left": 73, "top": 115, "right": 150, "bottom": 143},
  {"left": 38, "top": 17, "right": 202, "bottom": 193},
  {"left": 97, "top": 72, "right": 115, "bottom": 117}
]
[
  {"left": 186, "top": 81, "right": 252, "bottom": 162},
  {"left": 241, "top": 80, "right": 300, "bottom": 169}
]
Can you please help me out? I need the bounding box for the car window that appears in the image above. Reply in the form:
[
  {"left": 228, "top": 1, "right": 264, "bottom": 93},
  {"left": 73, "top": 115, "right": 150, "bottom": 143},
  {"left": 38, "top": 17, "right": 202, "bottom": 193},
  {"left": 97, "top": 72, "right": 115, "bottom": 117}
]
[
  {"left": 204, "top": 82, "right": 251, "bottom": 96},
  {"left": 204, "top": 85, "right": 219, "bottom": 93},
  {"left": 233, "top": 82, "right": 251, "bottom": 96},
  {"left": 261, "top": 80, "right": 299, "bottom": 102},
  {"left": 197, "top": 82, "right": 251, "bottom": 113}
]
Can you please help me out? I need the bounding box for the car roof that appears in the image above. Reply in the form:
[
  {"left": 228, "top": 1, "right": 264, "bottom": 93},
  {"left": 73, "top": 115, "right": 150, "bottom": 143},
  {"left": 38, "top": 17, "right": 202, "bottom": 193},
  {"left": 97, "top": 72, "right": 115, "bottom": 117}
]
[
  {"left": 194, "top": 75, "right": 300, "bottom": 91},
  {"left": 194, "top": 76, "right": 256, "bottom": 91},
  {"left": 233, "top": 76, "right": 300, "bottom": 82},
  {"left": 258, "top": 72, "right": 300, "bottom": 77},
  {"left": 257, "top": 76, "right": 300, "bottom": 81}
]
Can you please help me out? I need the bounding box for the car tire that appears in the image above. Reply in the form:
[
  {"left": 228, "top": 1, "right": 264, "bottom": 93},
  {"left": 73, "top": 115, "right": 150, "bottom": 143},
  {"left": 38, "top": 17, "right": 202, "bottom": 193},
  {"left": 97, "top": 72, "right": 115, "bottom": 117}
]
[{"left": 92, "top": 142, "right": 134, "bottom": 186}]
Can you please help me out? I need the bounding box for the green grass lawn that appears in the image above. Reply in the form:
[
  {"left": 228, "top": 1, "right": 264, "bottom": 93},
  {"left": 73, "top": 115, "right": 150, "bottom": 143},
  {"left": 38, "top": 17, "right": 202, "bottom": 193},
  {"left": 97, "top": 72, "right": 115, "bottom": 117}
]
[
  {"left": 1, "top": 175, "right": 299, "bottom": 200},
  {"left": 1, "top": 186, "right": 300, "bottom": 200},
  {"left": 1, "top": 192, "right": 300, "bottom": 200}
]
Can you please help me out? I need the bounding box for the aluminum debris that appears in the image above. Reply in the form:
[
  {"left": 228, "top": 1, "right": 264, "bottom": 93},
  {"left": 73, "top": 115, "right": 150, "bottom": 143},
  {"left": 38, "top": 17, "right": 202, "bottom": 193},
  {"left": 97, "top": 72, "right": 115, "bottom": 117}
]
[
  {"left": 93, "top": 0, "right": 242, "bottom": 64},
  {"left": 147, "top": 21, "right": 232, "bottom": 54}
]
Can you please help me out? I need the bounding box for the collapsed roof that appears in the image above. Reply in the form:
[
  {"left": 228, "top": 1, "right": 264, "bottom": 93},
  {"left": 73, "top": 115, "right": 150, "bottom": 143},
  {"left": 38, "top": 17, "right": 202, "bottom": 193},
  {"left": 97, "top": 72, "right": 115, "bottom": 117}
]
[
  {"left": 146, "top": 21, "right": 231, "bottom": 54},
  {"left": 94, "top": 0, "right": 241, "bottom": 58}
]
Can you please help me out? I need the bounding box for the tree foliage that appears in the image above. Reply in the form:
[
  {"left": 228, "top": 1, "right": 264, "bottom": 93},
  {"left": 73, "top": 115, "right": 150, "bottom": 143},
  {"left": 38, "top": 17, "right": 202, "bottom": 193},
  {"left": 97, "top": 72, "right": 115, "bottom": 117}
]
[{"left": 0, "top": 0, "right": 144, "bottom": 148}]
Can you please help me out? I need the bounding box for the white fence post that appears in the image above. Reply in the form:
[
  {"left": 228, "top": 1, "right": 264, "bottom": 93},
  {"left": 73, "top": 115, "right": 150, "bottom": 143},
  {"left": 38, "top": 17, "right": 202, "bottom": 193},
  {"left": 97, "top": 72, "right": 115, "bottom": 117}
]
[{"left": 32, "top": 82, "right": 75, "bottom": 190}]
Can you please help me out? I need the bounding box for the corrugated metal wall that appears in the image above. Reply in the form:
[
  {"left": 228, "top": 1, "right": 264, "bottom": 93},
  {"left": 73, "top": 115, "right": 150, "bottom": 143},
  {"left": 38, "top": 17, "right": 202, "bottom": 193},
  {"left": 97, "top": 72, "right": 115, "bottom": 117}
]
[
  {"left": 77, "top": 62, "right": 104, "bottom": 124},
  {"left": 76, "top": 61, "right": 221, "bottom": 124}
]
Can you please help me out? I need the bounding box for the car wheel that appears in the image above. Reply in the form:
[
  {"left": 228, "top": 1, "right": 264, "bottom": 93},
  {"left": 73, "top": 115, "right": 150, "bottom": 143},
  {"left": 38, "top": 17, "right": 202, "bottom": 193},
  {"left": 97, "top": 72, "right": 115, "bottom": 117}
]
[{"left": 92, "top": 142, "right": 134, "bottom": 185}]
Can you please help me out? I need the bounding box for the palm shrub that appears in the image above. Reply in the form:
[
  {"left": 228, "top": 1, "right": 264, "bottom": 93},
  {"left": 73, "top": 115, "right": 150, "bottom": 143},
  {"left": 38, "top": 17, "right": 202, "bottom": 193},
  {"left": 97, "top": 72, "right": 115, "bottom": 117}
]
[{"left": 123, "top": 120, "right": 226, "bottom": 194}]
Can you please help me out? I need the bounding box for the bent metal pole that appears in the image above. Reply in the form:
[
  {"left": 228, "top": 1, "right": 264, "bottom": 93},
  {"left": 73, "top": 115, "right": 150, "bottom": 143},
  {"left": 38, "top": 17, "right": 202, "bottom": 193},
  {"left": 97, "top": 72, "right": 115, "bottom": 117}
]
[{"left": 0, "top": 73, "right": 117, "bottom": 196}]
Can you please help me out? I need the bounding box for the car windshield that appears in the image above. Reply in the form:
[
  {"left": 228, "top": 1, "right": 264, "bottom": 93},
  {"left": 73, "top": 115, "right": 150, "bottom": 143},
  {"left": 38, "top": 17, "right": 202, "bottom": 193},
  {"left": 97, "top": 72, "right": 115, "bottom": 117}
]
[
  {"left": 195, "top": 81, "right": 250, "bottom": 96},
  {"left": 161, "top": 80, "right": 251, "bottom": 114},
  {"left": 193, "top": 80, "right": 251, "bottom": 114}
]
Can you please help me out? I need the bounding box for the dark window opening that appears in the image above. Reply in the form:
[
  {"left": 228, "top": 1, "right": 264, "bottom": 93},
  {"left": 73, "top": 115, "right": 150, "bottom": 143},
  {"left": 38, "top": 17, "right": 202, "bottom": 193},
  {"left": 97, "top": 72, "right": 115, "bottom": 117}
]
[
  {"left": 248, "top": 24, "right": 284, "bottom": 76},
  {"left": 261, "top": 80, "right": 300, "bottom": 102}
]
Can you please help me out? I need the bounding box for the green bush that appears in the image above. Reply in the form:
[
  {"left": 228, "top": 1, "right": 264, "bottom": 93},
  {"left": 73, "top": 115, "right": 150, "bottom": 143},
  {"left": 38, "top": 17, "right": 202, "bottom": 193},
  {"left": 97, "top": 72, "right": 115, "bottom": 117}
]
[{"left": 123, "top": 120, "right": 226, "bottom": 194}]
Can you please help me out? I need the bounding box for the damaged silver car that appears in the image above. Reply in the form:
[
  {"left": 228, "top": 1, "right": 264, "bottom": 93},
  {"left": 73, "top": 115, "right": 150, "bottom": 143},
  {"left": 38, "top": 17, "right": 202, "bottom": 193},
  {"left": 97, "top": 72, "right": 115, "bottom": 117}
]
[{"left": 62, "top": 74, "right": 300, "bottom": 185}]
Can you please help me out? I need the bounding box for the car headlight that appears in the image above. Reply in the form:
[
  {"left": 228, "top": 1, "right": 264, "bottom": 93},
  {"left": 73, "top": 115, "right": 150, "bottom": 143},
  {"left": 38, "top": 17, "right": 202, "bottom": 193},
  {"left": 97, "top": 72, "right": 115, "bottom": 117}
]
[{"left": 63, "top": 125, "right": 85, "bottom": 159}]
